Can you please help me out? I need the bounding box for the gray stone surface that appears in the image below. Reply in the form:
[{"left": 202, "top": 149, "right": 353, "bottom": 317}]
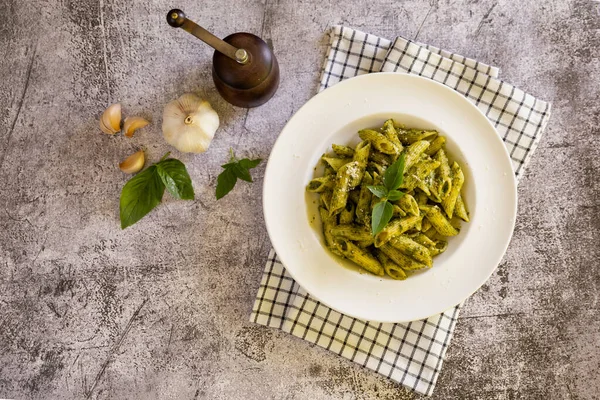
[{"left": 0, "top": 0, "right": 598, "bottom": 398}]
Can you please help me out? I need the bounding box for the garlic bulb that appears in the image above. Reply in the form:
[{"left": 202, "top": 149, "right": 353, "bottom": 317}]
[
  {"left": 100, "top": 103, "right": 122, "bottom": 135},
  {"left": 119, "top": 150, "right": 145, "bottom": 174},
  {"left": 162, "top": 93, "right": 220, "bottom": 153}
]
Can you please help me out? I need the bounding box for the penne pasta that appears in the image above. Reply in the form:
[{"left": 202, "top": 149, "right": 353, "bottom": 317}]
[
  {"left": 323, "top": 163, "right": 336, "bottom": 176},
  {"left": 356, "top": 172, "right": 373, "bottom": 225},
  {"left": 322, "top": 156, "right": 351, "bottom": 171},
  {"left": 367, "top": 161, "right": 385, "bottom": 176},
  {"left": 337, "top": 239, "right": 384, "bottom": 276},
  {"left": 382, "top": 119, "right": 404, "bottom": 154},
  {"left": 350, "top": 140, "right": 371, "bottom": 187},
  {"left": 308, "top": 118, "right": 469, "bottom": 280},
  {"left": 330, "top": 224, "right": 372, "bottom": 241},
  {"left": 374, "top": 215, "right": 421, "bottom": 248},
  {"left": 434, "top": 148, "right": 452, "bottom": 200},
  {"left": 430, "top": 240, "right": 448, "bottom": 256},
  {"left": 369, "top": 151, "right": 392, "bottom": 166},
  {"left": 412, "top": 233, "right": 436, "bottom": 248},
  {"left": 426, "top": 205, "right": 459, "bottom": 236},
  {"left": 375, "top": 249, "right": 407, "bottom": 280},
  {"left": 339, "top": 202, "right": 356, "bottom": 225},
  {"left": 348, "top": 189, "right": 360, "bottom": 205},
  {"left": 358, "top": 129, "right": 398, "bottom": 154},
  {"left": 441, "top": 161, "right": 465, "bottom": 219},
  {"left": 396, "top": 193, "right": 420, "bottom": 217},
  {"left": 307, "top": 175, "right": 335, "bottom": 192},
  {"left": 423, "top": 225, "right": 437, "bottom": 238},
  {"left": 320, "top": 190, "right": 332, "bottom": 210},
  {"left": 402, "top": 159, "right": 441, "bottom": 191},
  {"left": 392, "top": 204, "right": 407, "bottom": 217},
  {"left": 329, "top": 161, "right": 361, "bottom": 216},
  {"left": 332, "top": 144, "right": 355, "bottom": 157},
  {"left": 425, "top": 136, "right": 446, "bottom": 156},
  {"left": 380, "top": 243, "right": 429, "bottom": 271},
  {"left": 415, "top": 190, "right": 429, "bottom": 205},
  {"left": 421, "top": 218, "right": 432, "bottom": 232},
  {"left": 319, "top": 207, "right": 342, "bottom": 256},
  {"left": 388, "top": 235, "right": 433, "bottom": 267},
  {"left": 403, "top": 140, "right": 431, "bottom": 170},
  {"left": 455, "top": 193, "right": 470, "bottom": 222},
  {"left": 357, "top": 238, "right": 375, "bottom": 248},
  {"left": 396, "top": 128, "right": 438, "bottom": 145}
]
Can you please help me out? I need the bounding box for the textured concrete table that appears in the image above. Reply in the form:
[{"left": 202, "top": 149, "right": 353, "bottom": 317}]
[{"left": 1, "top": 0, "right": 598, "bottom": 399}]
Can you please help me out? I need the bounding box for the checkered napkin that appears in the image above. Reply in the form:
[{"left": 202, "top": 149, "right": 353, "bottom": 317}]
[{"left": 251, "top": 26, "right": 551, "bottom": 395}]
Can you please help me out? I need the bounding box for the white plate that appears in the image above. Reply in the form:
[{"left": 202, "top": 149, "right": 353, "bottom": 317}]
[{"left": 263, "top": 73, "right": 517, "bottom": 322}]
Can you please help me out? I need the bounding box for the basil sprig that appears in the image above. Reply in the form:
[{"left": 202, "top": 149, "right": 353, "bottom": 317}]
[
  {"left": 120, "top": 152, "right": 194, "bottom": 229},
  {"left": 216, "top": 149, "right": 261, "bottom": 200},
  {"left": 366, "top": 153, "right": 406, "bottom": 236}
]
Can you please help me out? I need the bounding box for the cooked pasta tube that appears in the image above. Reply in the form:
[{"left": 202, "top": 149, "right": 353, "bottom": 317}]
[
  {"left": 329, "top": 161, "right": 360, "bottom": 216},
  {"left": 441, "top": 162, "right": 464, "bottom": 219},
  {"left": 434, "top": 148, "right": 452, "bottom": 200},
  {"left": 356, "top": 172, "right": 373, "bottom": 225},
  {"left": 332, "top": 144, "right": 354, "bottom": 157},
  {"left": 349, "top": 140, "right": 370, "bottom": 186},
  {"left": 396, "top": 193, "right": 419, "bottom": 216},
  {"left": 425, "top": 206, "right": 459, "bottom": 236},
  {"left": 375, "top": 249, "right": 407, "bottom": 280},
  {"left": 382, "top": 119, "right": 403, "bottom": 154},
  {"left": 358, "top": 129, "right": 398, "bottom": 155},
  {"left": 380, "top": 243, "right": 428, "bottom": 271},
  {"left": 337, "top": 239, "right": 384, "bottom": 276},
  {"left": 403, "top": 140, "right": 431, "bottom": 170},
  {"left": 330, "top": 224, "right": 372, "bottom": 241},
  {"left": 388, "top": 235, "right": 433, "bottom": 267},
  {"left": 322, "top": 156, "right": 351, "bottom": 172},
  {"left": 307, "top": 175, "right": 335, "bottom": 192},
  {"left": 374, "top": 215, "right": 421, "bottom": 248},
  {"left": 396, "top": 128, "right": 438, "bottom": 145},
  {"left": 454, "top": 193, "right": 470, "bottom": 222},
  {"left": 425, "top": 136, "right": 446, "bottom": 156},
  {"left": 319, "top": 207, "right": 342, "bottom": 256},
  {"left": 339, "top": 202, "right": 356, "bottom": 225}
]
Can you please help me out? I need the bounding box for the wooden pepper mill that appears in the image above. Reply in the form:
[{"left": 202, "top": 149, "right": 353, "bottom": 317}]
[{"left": 167, "top": 9, "right": 280, "bottom": 108}]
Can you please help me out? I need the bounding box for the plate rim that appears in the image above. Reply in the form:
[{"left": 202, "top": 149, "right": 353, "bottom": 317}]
[{"left": 262, "top": 72, "right": 518, "bottom": 322}]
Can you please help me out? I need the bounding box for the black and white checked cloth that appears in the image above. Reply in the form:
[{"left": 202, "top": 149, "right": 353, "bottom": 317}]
[{"left": 251, "top": 26, "right": 551, "bottom": 395}]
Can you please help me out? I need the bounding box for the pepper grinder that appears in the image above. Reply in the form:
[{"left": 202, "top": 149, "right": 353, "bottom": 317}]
[{"left": 166, "top": 9, "right": 280, "bottom": 108}]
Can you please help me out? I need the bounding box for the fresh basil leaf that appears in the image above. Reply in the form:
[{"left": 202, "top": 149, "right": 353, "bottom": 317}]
[
  {"left": 120, "top": 166, "right": 165, "bottom": 229},
  {"left": 221, "top": 158, "right": 260, "bottom": 171},
  {"left": 367, "top": 185, "right": 388, "bottom": 199},
  {"left": 386, "top": 189, "right": 405, "bottom": 202},
  {"left": 371, "top": 200, "right": 393, "bottom": 236},
  {"left": 383, "top": 152, "right": 406, "bottom": 190},
  {"left": 236, "top": 158, "right": 262, "bottom": 182},
  {"left": 216, "top": 167, "right": 237, "bottom": 199},
  {"left": 239, "top": 158, "right": 262, "bottom": 169},
  {"left": 216, "top": 153, "right": 261, "bottom": 199},
  {"left": 367, "top": 185, "right": 388, "bottom": 198},
  {"left": 156, "top": 159, "right": 195, "bottom": 200},
  {"left": 231, "top": 164, "right": 253, "bottom": 182}
]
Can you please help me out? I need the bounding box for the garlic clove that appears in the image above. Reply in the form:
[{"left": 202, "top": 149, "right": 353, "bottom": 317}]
[
  {"left": 162, "top": 93, "right": 220, "bottom": 153},
  {"left": 123, "top": 116, "right": 150, "bottom": 138},
  {"left": 119, "top": 150, "right": 145, "bottom": 174},
  {"left": 100, "top": 103, "right": 122, "bottom": 135},
  {"left": 99, "top": 117, "right": 112, "bottom": 135}
]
